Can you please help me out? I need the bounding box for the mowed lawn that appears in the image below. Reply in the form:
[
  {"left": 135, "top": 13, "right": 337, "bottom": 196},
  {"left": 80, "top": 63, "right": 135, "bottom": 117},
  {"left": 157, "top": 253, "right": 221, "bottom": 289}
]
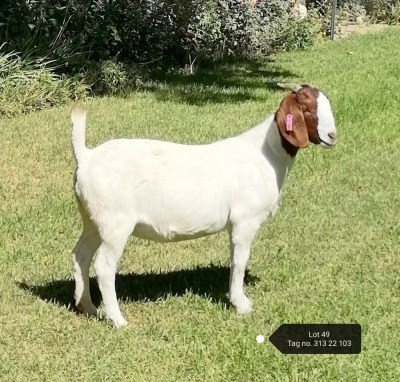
[{"left": 1, "top": 28, "right": 400, "bottom": 381}]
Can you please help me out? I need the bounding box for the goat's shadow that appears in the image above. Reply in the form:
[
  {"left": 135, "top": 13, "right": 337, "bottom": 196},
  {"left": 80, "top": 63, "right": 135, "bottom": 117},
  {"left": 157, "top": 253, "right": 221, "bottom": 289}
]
[{"left": 18, "top": 265, "right": 259, "bottom": 313}]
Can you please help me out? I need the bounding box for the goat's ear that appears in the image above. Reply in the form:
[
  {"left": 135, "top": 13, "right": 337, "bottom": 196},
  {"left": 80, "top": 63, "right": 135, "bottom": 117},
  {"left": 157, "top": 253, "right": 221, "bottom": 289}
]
[{"left": 276, "top": 93, "right": 309, "bottom": 148}]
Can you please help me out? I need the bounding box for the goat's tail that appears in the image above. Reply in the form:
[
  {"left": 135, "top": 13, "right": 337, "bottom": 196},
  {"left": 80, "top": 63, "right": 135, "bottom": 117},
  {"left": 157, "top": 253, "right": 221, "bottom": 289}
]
[{"left": 71, "top": 102, "right": 88, "bottom": 164}]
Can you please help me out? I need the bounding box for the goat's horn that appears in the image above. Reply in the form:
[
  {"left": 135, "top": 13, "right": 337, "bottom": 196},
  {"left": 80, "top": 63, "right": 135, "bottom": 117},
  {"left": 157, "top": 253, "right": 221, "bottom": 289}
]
[{"left": 277, "top": 83, "right": 302, "bottom": 92}]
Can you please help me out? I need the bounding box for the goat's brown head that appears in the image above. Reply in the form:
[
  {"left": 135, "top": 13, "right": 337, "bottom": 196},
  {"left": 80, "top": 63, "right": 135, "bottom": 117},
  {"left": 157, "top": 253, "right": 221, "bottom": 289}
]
[{"left": 275, "top": 83, "right": 336, "bottom": 155}]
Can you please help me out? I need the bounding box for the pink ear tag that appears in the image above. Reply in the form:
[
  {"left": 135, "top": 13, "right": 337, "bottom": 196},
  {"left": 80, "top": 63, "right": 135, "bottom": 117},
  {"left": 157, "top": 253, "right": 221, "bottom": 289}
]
[{"left": 286, "top": 114, "right": 293, "bottom": 132}]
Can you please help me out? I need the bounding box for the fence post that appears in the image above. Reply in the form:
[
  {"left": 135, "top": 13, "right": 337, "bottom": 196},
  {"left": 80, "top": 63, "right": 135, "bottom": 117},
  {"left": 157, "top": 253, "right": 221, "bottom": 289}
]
[{"left": 330, "top": 0, "right": 338, "bottom": 40}]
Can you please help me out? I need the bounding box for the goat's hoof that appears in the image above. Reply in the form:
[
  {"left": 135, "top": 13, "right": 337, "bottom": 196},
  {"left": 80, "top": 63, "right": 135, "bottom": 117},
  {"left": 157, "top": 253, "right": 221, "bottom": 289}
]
[
  {"left": 110, "top": 316, "right": 128, "bottom": 328},
  {"left": 77, "top": 302, "right": 98, "bottom": 317},
  {"left": 231, "top": 296, "right": 253, "bottom": 315}
]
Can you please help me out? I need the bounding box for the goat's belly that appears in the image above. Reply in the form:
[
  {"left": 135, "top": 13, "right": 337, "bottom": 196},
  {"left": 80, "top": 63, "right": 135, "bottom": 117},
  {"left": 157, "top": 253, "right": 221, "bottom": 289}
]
[{"left": 132, "top": 222, "right": 227, "bottom": 243}]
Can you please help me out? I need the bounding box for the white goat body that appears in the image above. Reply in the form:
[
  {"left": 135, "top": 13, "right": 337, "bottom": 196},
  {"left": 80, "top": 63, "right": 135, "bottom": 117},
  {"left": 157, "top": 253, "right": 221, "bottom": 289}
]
[
  {"left": 71, "top": 85, "right": 336, "bottom": 327},
  {"left": 75, "top": 121, "right": 283, "bottom": 243}
]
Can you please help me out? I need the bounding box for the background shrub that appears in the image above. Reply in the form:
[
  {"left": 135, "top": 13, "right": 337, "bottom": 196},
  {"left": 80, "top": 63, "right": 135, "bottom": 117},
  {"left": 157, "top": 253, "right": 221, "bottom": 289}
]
[
  {"left": 84, "top": 60, "right": 142, "bottom": 95},
  {"left": 0, "top": 0, "right": 316, "bottom": 69},
  {"left": 184, "top": 0, "right": 319, "bottom": 60},
  {"left": 0, "top": 48, "right": 87, "bottom": 116},
  {"left": 365, "top": 0, "right": 400, "bottom": 23},
  {"left": 0, "top": 0, "right": 398, "bottom": 115},
  {"left": 307, "top": 0, "right": 400, "bottom": 23},
  {"left": 1, "top": 0, "right": 398, "bottom": 71}
]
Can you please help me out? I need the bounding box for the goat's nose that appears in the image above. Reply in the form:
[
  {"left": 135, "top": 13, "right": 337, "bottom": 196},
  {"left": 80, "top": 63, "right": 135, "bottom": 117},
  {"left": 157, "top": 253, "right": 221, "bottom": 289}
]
[{"left": 328, "top": 132, "right": 336, "bottom": 140}]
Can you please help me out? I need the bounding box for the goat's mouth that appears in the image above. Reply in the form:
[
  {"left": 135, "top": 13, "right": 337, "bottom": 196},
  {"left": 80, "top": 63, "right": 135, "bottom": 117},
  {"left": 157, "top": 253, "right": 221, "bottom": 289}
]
[
  {"left": 316, "top": 135, "right": 336, "bottom": 148},
  {"left": 319, "top": 138, "right": 335, "bottom": 147}
]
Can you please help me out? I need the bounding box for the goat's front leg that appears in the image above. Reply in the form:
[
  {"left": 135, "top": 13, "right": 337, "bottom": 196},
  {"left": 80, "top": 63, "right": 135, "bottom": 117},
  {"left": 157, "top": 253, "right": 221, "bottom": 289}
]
[{"left": 229, "top": 222, "right": 259, "bottom": 314}]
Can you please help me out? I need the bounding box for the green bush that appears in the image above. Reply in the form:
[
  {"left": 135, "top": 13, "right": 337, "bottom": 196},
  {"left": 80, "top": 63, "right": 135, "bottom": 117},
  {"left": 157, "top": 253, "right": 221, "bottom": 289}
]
[
  {"left": 280, "top": 17, "right": 319, "bottom": 51},
  {"left": 307, "top": 0, "right": 400, "bottom": 24},
  {"left": 182, "top": 0, "right": 319, "bottom": 61},
  {"left": 365, "top": 0, "right": 400, "bottom": 23},
  {"left": 0, "top": 0, "right": 318, "bottom": 69},
  {"left": 84, "top": 60, "right": 142, "bottom": 95},
  {"left": 341, "top": 1, "right": 367, "bottom": 20},
  {"left": 0, "top": 49, "right": 87, "bottom": 117},
  {"left": 0, "top": 0, "right": 188, "bottom": 71}
]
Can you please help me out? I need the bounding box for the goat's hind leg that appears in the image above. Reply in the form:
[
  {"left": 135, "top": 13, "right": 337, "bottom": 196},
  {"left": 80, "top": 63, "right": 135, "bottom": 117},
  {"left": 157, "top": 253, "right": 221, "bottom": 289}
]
[
  {"left": 72, "top": 227, "right": 100, "bottom": 316},
  {"left": 72, "top": 199, "right": 101, "bottom": 316}
]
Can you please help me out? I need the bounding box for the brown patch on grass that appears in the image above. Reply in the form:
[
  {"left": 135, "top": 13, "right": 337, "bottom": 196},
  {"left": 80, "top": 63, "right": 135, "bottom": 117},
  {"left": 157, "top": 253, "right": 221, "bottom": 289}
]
[{"left": 336, "top": 23, "right": 390, "bottom": 39}]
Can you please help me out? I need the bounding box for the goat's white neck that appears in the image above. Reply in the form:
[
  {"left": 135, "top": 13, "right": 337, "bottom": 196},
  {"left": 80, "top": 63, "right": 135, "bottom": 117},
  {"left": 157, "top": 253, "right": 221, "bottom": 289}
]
[{"left": 238, "top": 114, "right": 296, "bottom": 190}]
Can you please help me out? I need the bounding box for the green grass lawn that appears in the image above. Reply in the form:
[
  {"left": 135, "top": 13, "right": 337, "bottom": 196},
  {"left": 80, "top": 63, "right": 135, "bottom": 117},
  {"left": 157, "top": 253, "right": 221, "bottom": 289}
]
[{"left": 1, "top": 28, "right": 400, "bottom": 381}]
